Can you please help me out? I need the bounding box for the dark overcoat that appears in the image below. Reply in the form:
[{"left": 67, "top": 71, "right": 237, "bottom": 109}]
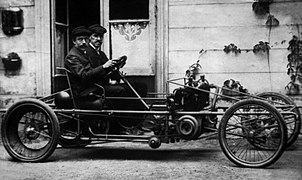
[{"left": 64, "top": 46, "right": 110, "bottom": 100}]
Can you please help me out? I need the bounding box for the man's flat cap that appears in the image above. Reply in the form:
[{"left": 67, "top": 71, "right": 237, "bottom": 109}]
[
  {"left": 89, "top": 24, "right": 107, "bottom": 35},
  {"left": 71, "top": 26, "right": 91, "bottom": 38}
]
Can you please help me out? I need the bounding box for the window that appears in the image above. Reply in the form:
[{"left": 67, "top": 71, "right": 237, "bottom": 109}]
[
  {"left": 109, "top": 0, "right": 149, "bottom": 20},
  {"left": 107, "top": 0, "right": 154, "bottom": 76},
  {"left": 54, "top": 0, "right": 69, "bottom": 69}
]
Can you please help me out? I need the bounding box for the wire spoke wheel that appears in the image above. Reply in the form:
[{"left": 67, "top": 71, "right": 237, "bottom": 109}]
[
  {"left": 1, "top": 99, "right": 60, "bottom": 162},
  {"left": 218, "top": 99, "right": 287, "bottom": 168},
  {"left": 257, "top": 92, "right": 301, "bottom": 147}
]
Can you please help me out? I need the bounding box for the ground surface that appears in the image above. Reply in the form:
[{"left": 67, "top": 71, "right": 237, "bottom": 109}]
[{"left": 0, "top": 135, "right": 301, "bottom": 180}]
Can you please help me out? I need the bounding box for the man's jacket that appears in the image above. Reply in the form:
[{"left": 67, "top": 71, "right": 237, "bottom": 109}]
[{"left": 64, "top": 46, "right": 110, "bottom": 100}]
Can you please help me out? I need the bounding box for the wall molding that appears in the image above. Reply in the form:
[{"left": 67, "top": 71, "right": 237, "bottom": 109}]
[{"left": 35, "top": 0, "right": 51, "bottom": 96}]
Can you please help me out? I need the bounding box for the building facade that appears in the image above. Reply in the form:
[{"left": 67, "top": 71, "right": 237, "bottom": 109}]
[{"left": 0, "top": 0, "right": 302, "bottom": 108}]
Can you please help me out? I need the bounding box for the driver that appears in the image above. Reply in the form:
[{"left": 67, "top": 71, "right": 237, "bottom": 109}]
[{"left": 86, "top": 24, "right": 127, "bottom": 95}]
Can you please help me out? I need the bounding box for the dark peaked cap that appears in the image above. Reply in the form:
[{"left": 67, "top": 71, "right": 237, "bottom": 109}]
[
  {"left": 89, "top": 24, "right": 107, "bottom": 35},
  {"left": 71, "top": 26, "right": 91, "bottom": 38}
]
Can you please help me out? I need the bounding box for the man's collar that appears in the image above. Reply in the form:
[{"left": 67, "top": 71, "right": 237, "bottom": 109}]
[
  {"left": 75, "top": 46, "right": 87, "bottom": 54},
  {"left": 89, "top": 43, "right": 100, "bottom": 51}
]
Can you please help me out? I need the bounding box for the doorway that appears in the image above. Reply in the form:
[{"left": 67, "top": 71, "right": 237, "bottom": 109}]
[{"left": 52, "top": 0, "right": 157, "bottom": 94}]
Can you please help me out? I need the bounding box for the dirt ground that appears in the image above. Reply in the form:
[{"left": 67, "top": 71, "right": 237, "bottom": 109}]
[{"left": 0, "top": 134, "right": 301, "bottom": 180}]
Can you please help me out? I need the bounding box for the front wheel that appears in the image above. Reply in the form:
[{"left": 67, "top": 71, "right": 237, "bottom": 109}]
[
  {"left": 1, "top": 99, "right": 60, "bottom": 162},
  {"left": 218, "top": 99, "right": 287, "bottom": 168}
]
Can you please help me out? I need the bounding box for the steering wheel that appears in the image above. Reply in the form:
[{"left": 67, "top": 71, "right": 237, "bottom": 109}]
[
  {"left": 105, "top": 55, "right": 127, "bottom": 78},
  {"left": 113, "top": 55, "right": 127, "bottom": 69}
]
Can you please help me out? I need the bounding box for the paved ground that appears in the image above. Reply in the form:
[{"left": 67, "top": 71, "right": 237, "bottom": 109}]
[{"left": 0, "top": 134, "right": 301, "bottom": 180}]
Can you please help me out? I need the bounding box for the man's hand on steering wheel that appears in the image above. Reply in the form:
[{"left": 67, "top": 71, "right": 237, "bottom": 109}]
[
  {"left": 103, "top": 55, "right": 127, "bottom": 78},
  {"left": 103, "top": 56, "right": 127, "bottom": 69},
  {"left": 112, "top": 55, "right": 127, "bottom": 69},
  {"left": 102, "top": 60, "right": 117, "bottom": 69}
]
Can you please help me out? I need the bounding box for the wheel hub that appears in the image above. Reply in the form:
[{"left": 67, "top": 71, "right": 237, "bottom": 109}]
[
  {"left": 24, "top": 122, "right": 40, "bottom": 140},
  {"left": 248, "top": 130, "right": 255, "bottom": 137}
]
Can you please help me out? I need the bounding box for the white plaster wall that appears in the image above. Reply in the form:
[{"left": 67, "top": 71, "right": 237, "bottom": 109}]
[
  {"left": 167, "top": 0, "right": 302, "bottom": 94},
  {"left": 0, "top": 0, "right": 37, "bottom": 108}
]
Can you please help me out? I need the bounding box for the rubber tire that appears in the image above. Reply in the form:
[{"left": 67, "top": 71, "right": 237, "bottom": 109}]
[
  {"left": 218, "top": 99, "right": 287, "bottom": 168},
  {"left": 1, "top": 99, "right": 60, "bottom": 162},
  {"left": 257, "top": 92, "right": 301, "bottom": 148}
]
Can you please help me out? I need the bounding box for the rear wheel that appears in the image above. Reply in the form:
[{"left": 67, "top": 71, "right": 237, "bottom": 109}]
[
  {"left": 257, "top": 92, "right": 301, "bottom": 148},
  {"left": 1, "top": 99, "right": 60, "bottom": 162},
  {"left": 218, "top": 99, "right": 287, "bottom": 168}
]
